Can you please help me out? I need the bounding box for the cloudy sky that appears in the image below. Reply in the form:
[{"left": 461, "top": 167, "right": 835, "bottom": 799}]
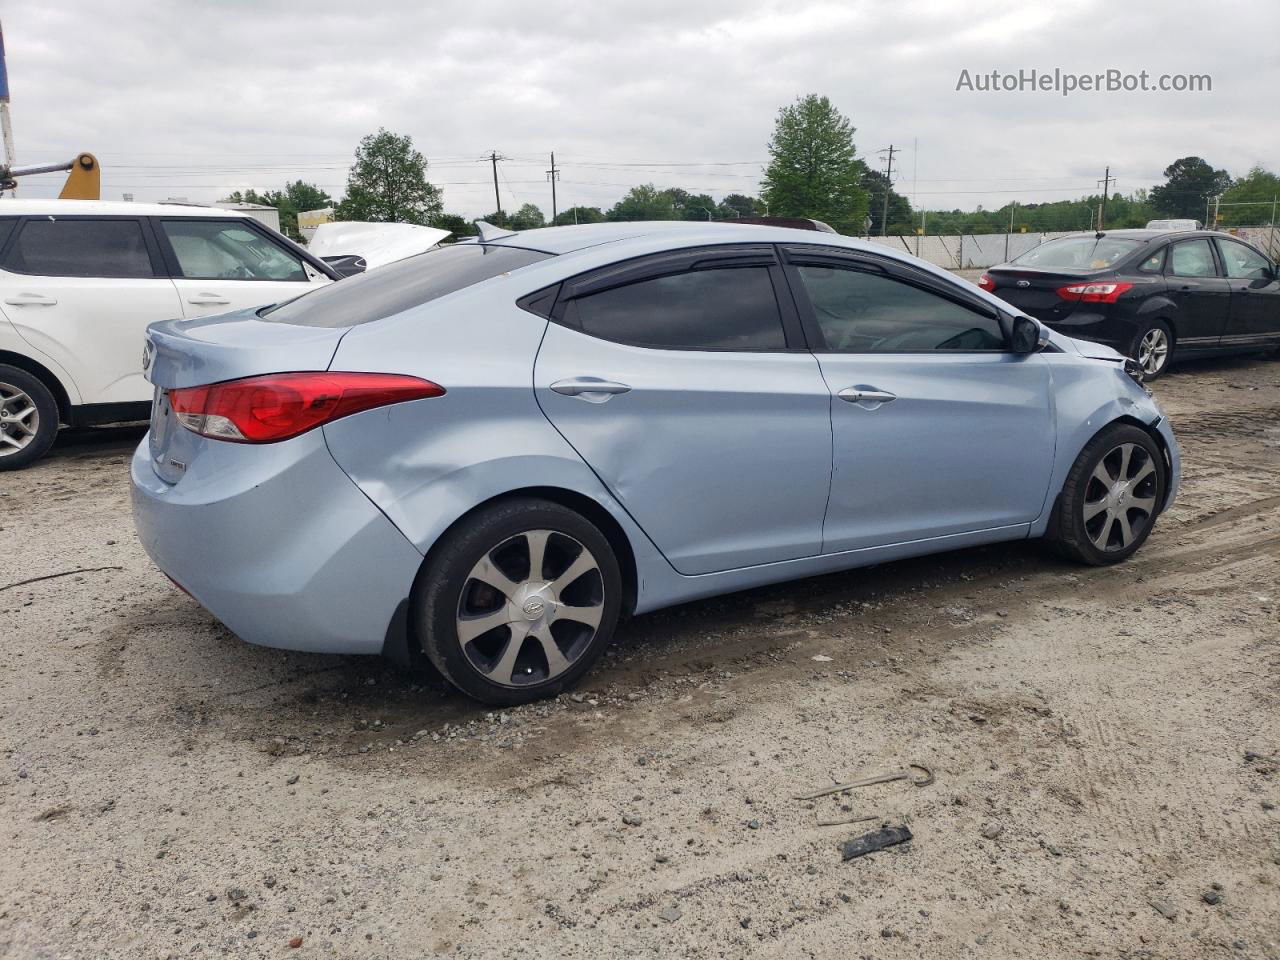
[{"left": 5, "top": 0, "right": 1277, "bottom": 219}]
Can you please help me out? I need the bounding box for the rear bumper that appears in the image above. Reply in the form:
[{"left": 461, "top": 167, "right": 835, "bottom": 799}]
[
  {"left": 1041, "top": 310, "right": 1127, "bottom": 350},
  {"left": 130, "top": 431, "right": 423, "bottom": 656}
]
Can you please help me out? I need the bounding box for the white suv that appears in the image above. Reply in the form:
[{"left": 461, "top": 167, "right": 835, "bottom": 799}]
[{"left": 0, "top": 200, "right": 338, "bottom": 469}]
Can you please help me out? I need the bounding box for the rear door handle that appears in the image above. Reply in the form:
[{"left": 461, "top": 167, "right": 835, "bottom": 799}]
[
  {"left": 4, "top": 294, "right": 57, "bottom": 306},
  {"left": 187, "top": 294, "right": 231, "bottom": 306},
  {"left": 550, "top": 377, "right": 632, "bottom": 402},
  {"left": 838, "top": 386, "right": 897, "bottom": 405}
]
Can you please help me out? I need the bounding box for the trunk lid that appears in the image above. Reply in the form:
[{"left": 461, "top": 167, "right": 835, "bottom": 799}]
[
  {"left": 983, "top": 267, "right": 1093, "bottom": 322},
  {"left": 142, "top": 309, "right": 348, "bottom": 484}
]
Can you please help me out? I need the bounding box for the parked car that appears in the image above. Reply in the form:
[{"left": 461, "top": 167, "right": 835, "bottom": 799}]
[
  {"left": 0, "top": 199, "right": 342, "bottom": 469},
  {"left": 133, "top": 221, "right": 1179, "bottom": 705},
  {"left": 978, "top": 229, "right": 1280, "bottom": 378},
  {"left": 1146, "top": 219, "right": 1202, "bottom": 231}
]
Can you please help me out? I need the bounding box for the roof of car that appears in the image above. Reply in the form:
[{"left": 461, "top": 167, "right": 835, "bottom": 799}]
[
  {"left": 0, "top": 198, "right": 243, "bottom": 218},
  {"left": 491, "top": 220, "right": 863, "bottom": 255}
]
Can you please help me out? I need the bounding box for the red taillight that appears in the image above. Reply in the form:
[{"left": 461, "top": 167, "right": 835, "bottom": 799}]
[
  {"left": 1056, "top": 281, "right": 1133, "bottom": 304},
  {"left": 169, "top": 372, "right": 444, "bottom": 443},
  {"left": 977, "top": 273, "right": 994, "bottom": 291}
]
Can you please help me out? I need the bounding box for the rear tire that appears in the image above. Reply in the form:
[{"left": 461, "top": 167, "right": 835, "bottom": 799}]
[
  {"left": 1130, "top": 319, "right": 1174, "bottom": 380},
  {"left": 1047, "top": 423, "right": 1166, "bottom": 566},
  {"left": 0, "top": 364, "right": 59, "bottom": 471},
  {"left": 414, "top": 497, "right": 623, "bottom": 706}
]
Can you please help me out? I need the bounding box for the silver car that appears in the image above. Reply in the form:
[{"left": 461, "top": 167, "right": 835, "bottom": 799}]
[{"left": 132, "top": 221, "right": 1179, "bottom": 704}]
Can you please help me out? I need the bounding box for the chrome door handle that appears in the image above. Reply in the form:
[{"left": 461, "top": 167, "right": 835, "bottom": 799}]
[
  {"left": 4, "top": 294, "right": 57, "bottom": 306},
  {"left": 838, "top": 386, "right": 897, "bottom": 405},
  {"left": 550, "top": 377, "right": 632, "bottom": 401},
  {"left": 187, "top": 295, "right": 231, "bottom": 306}
]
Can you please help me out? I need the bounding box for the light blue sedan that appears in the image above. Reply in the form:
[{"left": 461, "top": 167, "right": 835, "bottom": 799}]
[{"left": 132, "top": 221, "right": 1179, "bottom": 704}]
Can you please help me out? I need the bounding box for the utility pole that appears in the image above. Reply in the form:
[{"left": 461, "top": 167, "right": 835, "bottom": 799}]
[
  {"left": 879, "top": 144, "right": 896, "bottom": 236},
  {"left": 488, "top": 151, "right": 503, "bottom": 219},
  {"left": 1212, "top": 194, "right": 1221, "bottom": 230},
  {"left": 1005, "top": 202, "right": 1016, "bottom": 261},
  {"left": 546, "top": 152, "right": 559, "bottom": 223},
  {"left": 1096, "top": 166, "right": 1115, "bottom": 231}
]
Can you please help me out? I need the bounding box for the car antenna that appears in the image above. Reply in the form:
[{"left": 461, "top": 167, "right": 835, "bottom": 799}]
[
  {"left": 474, "top": 220, "right": 517, "bottom": 242},
  {"left": 1095, "top": 231, "right": 1105, "bottom": 239}
]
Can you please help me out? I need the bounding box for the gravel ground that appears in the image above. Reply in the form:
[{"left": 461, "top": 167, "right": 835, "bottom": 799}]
[{"left": 2, "top": 353, "right": 1279, "bottom": 959}]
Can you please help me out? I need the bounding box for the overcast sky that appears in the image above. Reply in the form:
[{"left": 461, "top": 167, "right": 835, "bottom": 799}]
[{"left": 5, "top": 0, "right": 1277, "bottom": 219}]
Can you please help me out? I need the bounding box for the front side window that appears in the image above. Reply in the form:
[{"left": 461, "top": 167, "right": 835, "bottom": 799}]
[
  {"left": 1215, "top": 239, "right": 1272, "bottom": 280},
  {"left": 1168, "top": 239, "right": 1218, "bottom": 278},
  {"left": 161, "top": 220, "right": 306, "bottom": 281},
  {"left": 565, "top": 267, "right": 786, "bottom": 350},
  {"left": 4, "top": 219, "right": 153, "bottom": 278},
  {"left": 797, "top": 264, "right": 1005, "bottom": 352}
]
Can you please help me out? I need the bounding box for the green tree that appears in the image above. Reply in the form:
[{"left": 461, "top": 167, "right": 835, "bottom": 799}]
[
  {"left": 552, "top": 205, "right": 606, "bottom": 226},
  {"left": 509, "top": 203, "right": 547, "bottom": 230},
  {"left": 430, "top": 213, "right": 477, "bottom": 238},
  {"left": 254, "top": 180, "right": 333, "bottom": 241},
  {"left": 717, "top": 193, "right": 758, "bottom": 219},
  {"left": 761, "top": 94, "right": 869, "bottom": 234},
  {"left": 1218, "top": 166, "right": 1280, "bottom": 225},
  {"left": 669, "top": 190, "right": 717, "bottom": 221},
  {"left": 606, "top": 184, "right": 677, "bottom": 221},
  {"left": 861, "top": 167, "right": 912, "bottom": 235},
  {"left": 335, "top": 128, "right": 442, "bottom": 225},
  {"left": 1149, "top": 157, "right": 1232, "bottom": 221}
]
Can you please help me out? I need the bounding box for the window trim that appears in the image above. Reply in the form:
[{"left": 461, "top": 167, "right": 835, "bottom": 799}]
[
  {"left": 0, "top": 214, "right": 166, "bottom": 279},
  {"left": 1165, "top": 237, "right": 1223, "bottom": 279},
  {"left": 780, "top": 244, "right": 1013, "bottom": 354},
  {"left": 548, "top": 245, "right": 804, "bottom": 352},
  {"left": 151, "top": 215, "right": 334, "bottom": 282}
]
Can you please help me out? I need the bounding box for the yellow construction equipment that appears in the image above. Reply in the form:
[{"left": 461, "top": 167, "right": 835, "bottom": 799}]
[{"left": 0, "top": 152, "right": 101, "bottom": 199}]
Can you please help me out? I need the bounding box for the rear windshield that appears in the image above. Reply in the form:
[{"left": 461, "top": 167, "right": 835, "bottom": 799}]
[
  {"left": 1011, "top": 236, "right": 1139, "bottom": 271},
  {"left": 261, "top": 243, "right": 553, "bottom": 327}
]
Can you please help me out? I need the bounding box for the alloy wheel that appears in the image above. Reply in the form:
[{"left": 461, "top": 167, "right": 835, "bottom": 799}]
[
  {"left": 1137, "top": 328, "right": 1169, "bottom": 377},
  {"left": 0, "top": 382, "right": 40, "bottom": 457},
  {"left": 1082, "top": 442, "right": 1159, "bottom": 552},
  {"left": 455, "top": 529, "right": 606, "bottom": 687}
]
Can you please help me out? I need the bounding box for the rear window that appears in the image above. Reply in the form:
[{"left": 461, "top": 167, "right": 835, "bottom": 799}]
[
  {"left": 261, "top": 243, "right": 552, "bottom": 327},
  {"left": 1011, "top": 236, "right": 1139, "bottom": 271}
]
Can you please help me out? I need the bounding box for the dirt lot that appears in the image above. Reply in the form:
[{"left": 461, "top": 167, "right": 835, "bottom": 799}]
[{"left": 2, "top": 354, "right": 1279, "bottom": 960}]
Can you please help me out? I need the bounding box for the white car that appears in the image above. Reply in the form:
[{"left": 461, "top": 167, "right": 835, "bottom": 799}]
[{"left": 0, "top": 199, "right": 339, "bottom": 469}]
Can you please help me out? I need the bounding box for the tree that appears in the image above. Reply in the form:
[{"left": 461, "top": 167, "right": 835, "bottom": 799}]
[
  {"left": 669, "top": 190, "right": 717, "bottom": 221},
  {"left": 761, "top": 94, "right": 869, "bottom": 234},
  {"left": 606, "top": 184, "right": 677, "bottom": 221},
  {"left": 430, "top": 213, "right": 477, "bottom": 238},
  {"left": 1218, "top": 166, "right": 1280, "bottom": 225},
  {"left": 861, "top": 168, "right": 912, "bottom": 235},
  {"left": 718, "top": 193, "right": 758, "bottom": 219},
  {"left": 509, "top": 203, "right": 546, "bottom": 230},
  {"left": 335, "top": 128, "right": 443, "bottom": 225},
  {"left": 252, "top": 180, "right": 333, "bottom": 241},
  {"left": 1149, "top": 157, "right": 1232, "bottom": 221},
  {"left": 552, "top": 206, "right": 606, "bottom": 226}
]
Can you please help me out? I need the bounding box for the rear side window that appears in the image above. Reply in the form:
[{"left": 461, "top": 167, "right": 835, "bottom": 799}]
[
  {"left": 1011, "top": 236, "right": 1138, "bottom": 271},
  {"left": 4, "top": 218, "right": 154, "bottom": 278},
  {"left": 564, "top": 267, "right": 785, "bottom": 350},
  {"left": 261, "top": 243, "right": 552, "bottom": 327},
  {"left": 796, "top": 264, "right": 1005, "bottom": 352},
  {"left": 0, "top": 220, "right": 16, "bottom": 251},
  {"left": 1169, "top": 239, "right": 1218, "bottom": 278}
]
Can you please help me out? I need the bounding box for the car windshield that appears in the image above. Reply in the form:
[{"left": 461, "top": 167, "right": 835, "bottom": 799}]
[
  {"left": 260, "top": 243, "right": 553, "bottom": 328},
  {"left": 1010, "top": 236, "right": 1140, "bottom": 271}
]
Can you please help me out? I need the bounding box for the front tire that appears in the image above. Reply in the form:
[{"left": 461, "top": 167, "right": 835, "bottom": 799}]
[
  {"left": 1048, "top": 423, "right": 1167, "bottom": 565},
  {"left": 1130, "top": 319, "right": 1173, "bottom": 380},
  {"left": 0, "top": 365, "right": 59, "bottom": 471},
  {"left": 414, "top": 497, "right": 623, "bottom": 706}
]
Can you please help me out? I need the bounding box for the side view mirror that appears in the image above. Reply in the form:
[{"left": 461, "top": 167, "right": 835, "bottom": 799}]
[
  {"left": 320, "top": 254, "right": 368, "bottom": 279},
  {"left": 1010, "top": 314, "right": 1048, "bottom": 354}
]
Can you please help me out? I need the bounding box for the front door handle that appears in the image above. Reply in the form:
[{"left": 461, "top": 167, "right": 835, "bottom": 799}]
[
  {"left": 187, "top": 294, "right": 231, "bottom": 306},
  {"left": 4, "top": 294, "right": 57, "bottom": 306},
  {"left": 550, "top": 377, "right": 631, "bottom": 402},
  {"left": 838, "top": 386, "right": 897, "bottom": 406}
]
